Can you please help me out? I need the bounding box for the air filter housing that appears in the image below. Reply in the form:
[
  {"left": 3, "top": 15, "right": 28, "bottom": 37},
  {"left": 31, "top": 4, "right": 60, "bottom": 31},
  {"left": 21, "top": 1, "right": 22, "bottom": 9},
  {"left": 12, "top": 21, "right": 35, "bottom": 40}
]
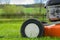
[{"left": 45, "top": 0, "right": 60, "bottom": 21}]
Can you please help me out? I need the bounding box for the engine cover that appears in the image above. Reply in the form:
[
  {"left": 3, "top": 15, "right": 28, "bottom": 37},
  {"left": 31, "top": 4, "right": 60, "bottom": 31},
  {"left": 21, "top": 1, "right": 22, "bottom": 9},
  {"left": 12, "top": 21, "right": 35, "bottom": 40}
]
[{"left": 47, "top": 5, "right": 60, "bottom": 21}]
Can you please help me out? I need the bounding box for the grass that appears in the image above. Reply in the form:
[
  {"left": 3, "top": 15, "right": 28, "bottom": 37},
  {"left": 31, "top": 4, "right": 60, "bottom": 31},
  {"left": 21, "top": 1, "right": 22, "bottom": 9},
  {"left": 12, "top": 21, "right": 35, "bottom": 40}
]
[
  {"left": 23, "top": 8, "right": 40, "bottom": 14},
  {"left": 0, "top": 7, "right": 46, "bottom": 15},
  {"left": 0, "top": 9, "right": 4, "bottom": 14},
  {"left": 0, "top": 18, "right": 59, "bottom": 40},
  {"left": 0, "top": 19, "right": 23, "bottom": 40},
  {"left": 23, "top": 7, "right": 46, "bottom": 14}
]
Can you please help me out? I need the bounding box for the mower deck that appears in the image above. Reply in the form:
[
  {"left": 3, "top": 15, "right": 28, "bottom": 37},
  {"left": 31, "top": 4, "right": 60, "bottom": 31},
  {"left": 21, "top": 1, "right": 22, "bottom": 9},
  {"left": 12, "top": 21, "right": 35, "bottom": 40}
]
[
  {"left": 21, "top": 19, "right": 60, "bottom": 38},
  {"left": 44, "top": 23, "right": 60, "bottom": 37}
]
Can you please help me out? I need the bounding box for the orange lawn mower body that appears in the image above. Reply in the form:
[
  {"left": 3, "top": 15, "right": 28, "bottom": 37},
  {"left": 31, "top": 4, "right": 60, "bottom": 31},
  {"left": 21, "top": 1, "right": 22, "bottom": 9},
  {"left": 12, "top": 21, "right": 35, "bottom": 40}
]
[{"left": 44, "top": 23, "right": 60, "bottom": 37}]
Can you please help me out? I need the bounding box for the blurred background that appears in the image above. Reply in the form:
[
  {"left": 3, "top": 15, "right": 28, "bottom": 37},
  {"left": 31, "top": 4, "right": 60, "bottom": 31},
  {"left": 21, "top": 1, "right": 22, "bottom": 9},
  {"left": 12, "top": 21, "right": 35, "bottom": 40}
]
[
  {"left": 0, "top": 0, "right": 47, "bottom": 21},
  {"left": 0, "top": 0, "right": 48, "bottom": 39}
]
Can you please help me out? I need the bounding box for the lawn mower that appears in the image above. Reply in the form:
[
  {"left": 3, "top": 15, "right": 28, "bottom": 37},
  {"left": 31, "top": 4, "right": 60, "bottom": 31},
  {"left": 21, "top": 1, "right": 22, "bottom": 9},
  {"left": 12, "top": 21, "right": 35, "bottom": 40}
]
[{"left": 21, "top": 0, "right": 60, "bottom": 38}]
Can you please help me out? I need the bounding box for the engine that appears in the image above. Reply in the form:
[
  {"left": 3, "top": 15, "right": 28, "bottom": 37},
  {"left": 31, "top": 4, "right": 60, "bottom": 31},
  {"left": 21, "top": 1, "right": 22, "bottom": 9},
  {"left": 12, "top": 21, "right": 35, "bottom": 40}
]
[{"left": 45, "top": 0, "right": 60, "bottom": 21}]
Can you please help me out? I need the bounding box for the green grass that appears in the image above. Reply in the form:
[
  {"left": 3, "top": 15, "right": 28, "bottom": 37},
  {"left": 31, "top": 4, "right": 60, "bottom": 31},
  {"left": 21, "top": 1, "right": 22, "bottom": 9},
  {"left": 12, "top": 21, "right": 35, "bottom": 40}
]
[
  {"left": 0, "top": 19, "right": 59, "bottom": 40},
  {"left": 23, "top": 7, "right": 46, "bottom": 14},
  {"left": 0, "top": 9, "right": 4, "bottom": 14},
  {"left": 0, "top": 7, "right": 46, "bottom": 14},
  {"left": 23, "top": 8, "right": 40, "bottom": 14}
]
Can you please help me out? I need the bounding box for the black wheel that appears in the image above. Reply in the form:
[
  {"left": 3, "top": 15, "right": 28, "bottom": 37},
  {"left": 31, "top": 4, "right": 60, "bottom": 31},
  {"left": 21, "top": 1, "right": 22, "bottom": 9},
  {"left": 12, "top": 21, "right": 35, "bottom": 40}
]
[{"left": 21, "top": 19, "right": 44, "bottom": 38}]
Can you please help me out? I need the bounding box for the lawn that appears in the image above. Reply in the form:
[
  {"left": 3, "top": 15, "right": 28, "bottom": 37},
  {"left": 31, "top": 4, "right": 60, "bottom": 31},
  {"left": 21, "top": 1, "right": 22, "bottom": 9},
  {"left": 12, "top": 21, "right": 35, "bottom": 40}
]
[
  {"left": 0, "top": 19, "right": 60, "bottom": 40},
  {"left": 0, "top": 9, "right": 4, "bottom": 14},
  {"left": 0, "top": 7, "right": 46, "bottom": 15},
  {"left": 23, "top": 7, "right": 46, "bottom": 14}
]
